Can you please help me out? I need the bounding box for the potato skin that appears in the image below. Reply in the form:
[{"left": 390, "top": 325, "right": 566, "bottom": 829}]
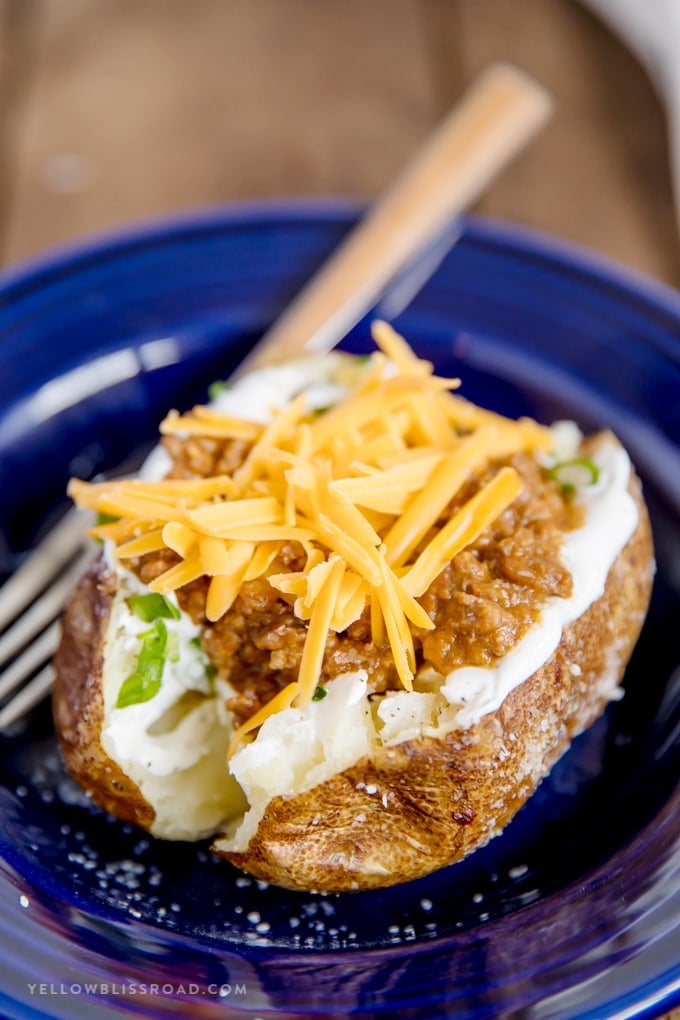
[
  {"left": 52, "top": 559, "right": 156, "bottom": 829},
  {"left": 217, "top": 469, "right": 654, "bottom": 892}
]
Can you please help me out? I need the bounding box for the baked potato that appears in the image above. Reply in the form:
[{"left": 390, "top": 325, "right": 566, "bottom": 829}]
[
  {"left": 53, "top": 324, "right": 654, "bottom": 892},
  {"left": 53, "top": 557, "right": 247, "bottom": 841}
]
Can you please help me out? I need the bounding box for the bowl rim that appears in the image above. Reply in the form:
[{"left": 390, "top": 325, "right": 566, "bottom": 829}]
[{"left": 2, "top": 197, "right": 680, "bottom": 329}]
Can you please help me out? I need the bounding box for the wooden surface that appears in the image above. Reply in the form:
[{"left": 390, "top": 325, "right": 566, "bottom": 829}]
[
  {"left": 1, "top": 0, "right": 680, "bottom": 291},
  {"left": 0, "top": 2, "right": 677, "bottom": 1014}
]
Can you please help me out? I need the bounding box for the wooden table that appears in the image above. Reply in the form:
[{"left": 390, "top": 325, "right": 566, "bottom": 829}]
[
  {"left": 1, "top": 0, "right": 680, "bottom": 291},
  {"left": 0, "top": 2, "right": 677, "bottom": 1016}
]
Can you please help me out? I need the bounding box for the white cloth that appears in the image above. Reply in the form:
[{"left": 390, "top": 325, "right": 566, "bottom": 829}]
[{"left": 579, "top": 0, "right": 680, "bottom": 227}]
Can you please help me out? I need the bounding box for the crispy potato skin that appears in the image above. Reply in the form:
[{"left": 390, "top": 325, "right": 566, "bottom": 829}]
[
  {"left": 52, "top": 559, "right": 156, "bottom": 829},
  {"left": 218, "top": 470, "right": 654, "bottom": 892}
]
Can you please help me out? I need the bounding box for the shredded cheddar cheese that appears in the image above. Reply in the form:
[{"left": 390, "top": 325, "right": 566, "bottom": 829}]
[
  {"left": 69, "top": 322, "right": 555, "bottom": 751},
  {"left": 228, "top": 681, "right": 300, "bottom": 758}
]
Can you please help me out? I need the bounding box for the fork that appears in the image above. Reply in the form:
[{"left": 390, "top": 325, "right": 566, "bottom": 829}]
[
  {"left": 0, "top": 510, "right": 94, "bottom": 728},
  {"left": 0, "top": 64, "right": 551, "bottom": 730}
]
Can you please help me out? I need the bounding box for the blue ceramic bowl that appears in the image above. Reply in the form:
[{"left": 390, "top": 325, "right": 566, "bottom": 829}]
[{"left": 0, "top": 202, "right": 678, "bottom": 1019}]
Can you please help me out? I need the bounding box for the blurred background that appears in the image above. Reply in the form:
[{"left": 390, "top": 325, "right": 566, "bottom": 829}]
[
  {"left": 0, "top": 6, "right": 678, "bottom": 1017},
  {"left": 1, "top": 0, "right": 680, "bottom": 289}
]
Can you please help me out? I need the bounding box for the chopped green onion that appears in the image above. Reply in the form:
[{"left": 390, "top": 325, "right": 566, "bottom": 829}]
[
  {"left": 116, "top": 619, "right": 169, "bottom": 708},
  {"left": 128, "top": 592, "right": 181, "bottom": 622},
  {"left": 312, "top": 684, "right": 328, "bottom": 701},
  {"left": 208, "top": 380, "right": 231, "bottom": 401},
  {"left": 166, "top": 630, "right": 180, "bottom": 663},
  {"left": 92, "top": 511, "right": 121, "bottom": 544},
  {"left": 96, "top": 512, "right": 120, "bottom": 526},
  {"left": 549, "top": 458, "right": 600, "bottom": 494}
]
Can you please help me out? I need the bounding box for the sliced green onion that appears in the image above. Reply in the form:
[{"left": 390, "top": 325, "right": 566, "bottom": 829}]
[
  {"left": 128, "top": 592, "right": 181, "bottom": 622},
  {"left": 92, "top": 511, "right": 121, "bottom": 544},
  {"left": 208, "top": 379, "right": 231, "bottom": 401},
  {"left": 549, "top": 458, "right": 600, "bottom": 494},
  {"left": 115, "top": 664, "right": 163, "bottom": 709},
  {"left": 166, "top": 630, "right": 180, "bottom": 664},
  {"left": 116, "top": 619, "right": 169, "bottom": 708},
  {"left": 312, "top": 684, "right": 328, "bottom": 701},
  {"left": 96, "top": 512, "right": 120, "bottom": 526}
]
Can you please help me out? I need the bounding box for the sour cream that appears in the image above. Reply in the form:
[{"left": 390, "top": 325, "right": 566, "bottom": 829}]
[
  {"left": 440, "top": 435, "right": 641, "bottom": 728},
  {"left": 100, "top": 558, "right": 223, "bottom": 776}
]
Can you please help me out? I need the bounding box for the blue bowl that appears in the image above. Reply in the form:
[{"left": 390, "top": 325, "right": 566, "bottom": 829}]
[{"left": 0, "top": 202, "right": 678, "bottom": 1019}]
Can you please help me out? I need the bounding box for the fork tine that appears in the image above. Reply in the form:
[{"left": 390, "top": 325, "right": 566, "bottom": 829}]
[
  {"left": 0, "top": 663, "right": 55, "bottom": 730},
  {"left": 0, "top": 620, "right": 61, "bottom": 702},
  {"left": 0, "top": 548, "right": 93, "bottom": 668},
  {"left": 0, "top": 509, "right": 89, "bottom": 631}
]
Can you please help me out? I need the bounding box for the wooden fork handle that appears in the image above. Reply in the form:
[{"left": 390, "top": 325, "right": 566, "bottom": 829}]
[{"left": 235, "top": 62, "right": 552, "bottom": 376}]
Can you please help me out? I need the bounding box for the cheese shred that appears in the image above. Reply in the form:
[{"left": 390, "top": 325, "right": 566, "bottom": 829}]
[{"left": 69, "top": 322, "right": 554, "bottom": 745}]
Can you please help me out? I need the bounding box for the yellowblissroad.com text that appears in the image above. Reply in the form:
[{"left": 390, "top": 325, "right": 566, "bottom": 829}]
[{"left": 26, "top": 981, "right": 248, "bottom": 998}]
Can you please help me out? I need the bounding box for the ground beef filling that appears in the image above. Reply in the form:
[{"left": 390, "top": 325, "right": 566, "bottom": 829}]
[{"left": 133, "top": 435, "right": 581, "bottom": 727}]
